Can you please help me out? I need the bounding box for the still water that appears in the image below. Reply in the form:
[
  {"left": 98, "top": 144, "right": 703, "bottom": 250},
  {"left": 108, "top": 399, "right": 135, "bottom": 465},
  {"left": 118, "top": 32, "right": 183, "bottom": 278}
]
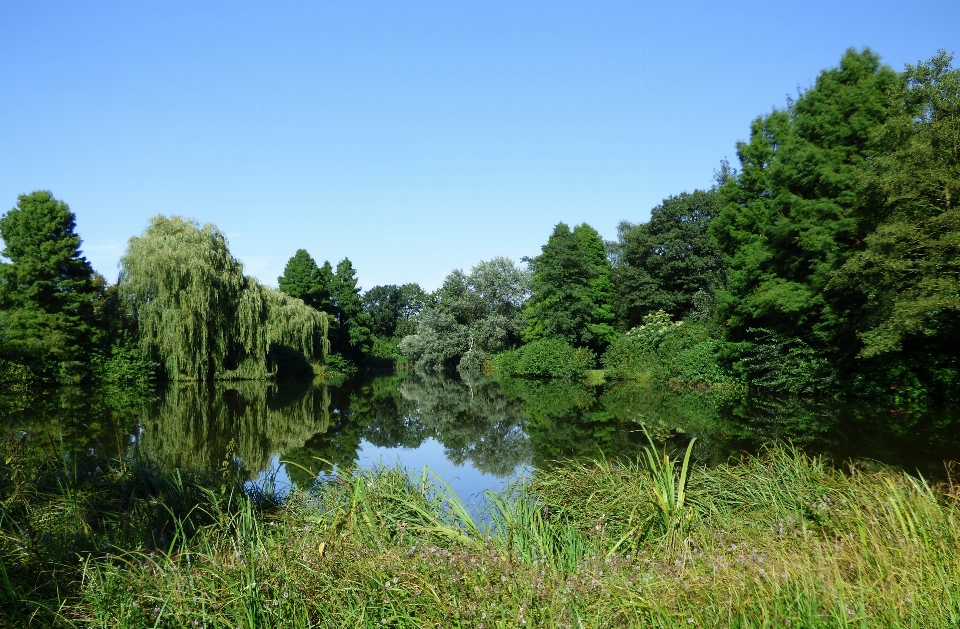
[{"left": 5, "top": 371, "right": 960, "bottom": 505}]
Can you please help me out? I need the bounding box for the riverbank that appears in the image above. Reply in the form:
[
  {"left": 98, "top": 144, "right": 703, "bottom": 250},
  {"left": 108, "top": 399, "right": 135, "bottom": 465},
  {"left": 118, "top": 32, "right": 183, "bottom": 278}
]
[{"left": 3, "top": 435, "right": 958, "bottom": 628}]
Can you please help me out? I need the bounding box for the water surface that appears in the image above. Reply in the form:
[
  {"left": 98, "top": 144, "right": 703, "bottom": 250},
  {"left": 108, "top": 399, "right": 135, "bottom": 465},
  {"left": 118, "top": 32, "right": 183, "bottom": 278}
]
[{"left": 5, "top": 371, "right": 960, "bottom": 503}]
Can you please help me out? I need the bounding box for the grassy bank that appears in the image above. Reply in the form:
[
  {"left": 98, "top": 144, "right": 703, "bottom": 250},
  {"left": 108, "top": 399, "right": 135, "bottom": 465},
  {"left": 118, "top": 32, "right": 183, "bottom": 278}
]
[{"left": 2, "top": 433, "right": 959, "bottom": 628}]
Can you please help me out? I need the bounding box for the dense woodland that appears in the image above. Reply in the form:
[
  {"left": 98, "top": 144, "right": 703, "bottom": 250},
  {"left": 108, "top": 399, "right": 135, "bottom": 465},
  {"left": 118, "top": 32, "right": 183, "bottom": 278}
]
[{"left": 1, "top": 48, "right": 957, "bottom": 404}]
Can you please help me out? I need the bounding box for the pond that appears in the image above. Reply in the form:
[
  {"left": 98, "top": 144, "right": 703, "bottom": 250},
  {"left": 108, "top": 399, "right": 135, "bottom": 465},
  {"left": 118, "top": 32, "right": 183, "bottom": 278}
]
[{"left": 5, "top": 371, "right": 960, "bottom": 509}]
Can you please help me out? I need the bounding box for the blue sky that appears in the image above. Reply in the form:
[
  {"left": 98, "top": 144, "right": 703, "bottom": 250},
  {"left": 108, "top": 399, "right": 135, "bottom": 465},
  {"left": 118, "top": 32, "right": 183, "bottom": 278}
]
[{"left": 1, "top": 0, "right": 957, "bottom": 291}]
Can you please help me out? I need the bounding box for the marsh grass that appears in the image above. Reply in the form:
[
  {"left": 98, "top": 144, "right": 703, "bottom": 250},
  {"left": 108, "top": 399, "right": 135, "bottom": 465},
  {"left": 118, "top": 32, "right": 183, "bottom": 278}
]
[{"left": 2, "top": 431, "right": 959, "bottom": 628}]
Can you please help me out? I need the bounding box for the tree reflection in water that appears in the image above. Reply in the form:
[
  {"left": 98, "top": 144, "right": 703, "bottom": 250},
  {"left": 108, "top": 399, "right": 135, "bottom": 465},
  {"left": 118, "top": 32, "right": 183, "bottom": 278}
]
[{"left": 6, "top": 372, "right": 960, "bottom": 490}]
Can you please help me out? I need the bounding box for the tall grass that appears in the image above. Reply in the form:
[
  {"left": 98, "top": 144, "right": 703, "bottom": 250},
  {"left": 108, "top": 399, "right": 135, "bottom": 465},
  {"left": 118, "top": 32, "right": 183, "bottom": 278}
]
[{"left": 2, "top": 432, "right": 959, "bottom": 628}]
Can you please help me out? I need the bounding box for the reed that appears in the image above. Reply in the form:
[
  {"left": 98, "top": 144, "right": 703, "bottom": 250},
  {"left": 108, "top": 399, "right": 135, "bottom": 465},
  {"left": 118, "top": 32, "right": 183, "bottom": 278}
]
[{"left": 2, "top": 434, "right": 959, "bottom": 627}]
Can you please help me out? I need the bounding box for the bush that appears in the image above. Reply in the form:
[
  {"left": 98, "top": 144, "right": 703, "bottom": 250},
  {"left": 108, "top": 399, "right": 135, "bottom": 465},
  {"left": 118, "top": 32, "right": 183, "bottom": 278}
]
[
  {"left": 93, "top": 333, "right": 159, "bottom": 384},
  {"left": 491, "top": 338, "right": 595, "bottom": 380},
  {"left": 602, "top": 310, "right": 731, "bottom": 387}
]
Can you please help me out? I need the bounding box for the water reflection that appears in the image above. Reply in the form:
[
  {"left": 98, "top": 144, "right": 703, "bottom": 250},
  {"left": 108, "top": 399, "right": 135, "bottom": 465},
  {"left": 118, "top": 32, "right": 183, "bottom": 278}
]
[
  {"left": 5, "top": 372, "right": 960, "bottom": 490},
  {"left": 141, "top": 379, "right": 331, "bottom": 478},
  {"left": 398, "top": 372, "right": 530, "bottom": 477}
]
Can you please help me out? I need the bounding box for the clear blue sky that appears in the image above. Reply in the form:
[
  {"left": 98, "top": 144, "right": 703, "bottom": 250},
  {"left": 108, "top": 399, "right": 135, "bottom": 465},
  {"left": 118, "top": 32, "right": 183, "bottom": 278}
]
[{"left": 1, "top": 0, "right": 957, "bottom": 291}]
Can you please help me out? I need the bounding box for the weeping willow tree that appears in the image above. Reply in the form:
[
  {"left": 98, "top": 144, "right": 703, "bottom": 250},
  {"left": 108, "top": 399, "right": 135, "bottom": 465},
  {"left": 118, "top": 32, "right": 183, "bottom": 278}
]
[{"left": 119, "top": 216, "right": 328, "bottom": 380}]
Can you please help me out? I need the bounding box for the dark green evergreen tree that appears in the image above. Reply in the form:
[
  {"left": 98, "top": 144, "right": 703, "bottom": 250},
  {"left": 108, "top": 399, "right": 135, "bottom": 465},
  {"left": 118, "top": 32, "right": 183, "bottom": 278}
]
[
  {"left": 0, "top": 191, "right": 99, "bottom": 382},
  {"left": 277, "top": 249, "right": 328, "bottom": 311},
  {"left": 613, "top": 189, "right": 726, "bottom": 327},
  {"left": 331, "top": 258, "right": 373, "bottom": 359},
  {"left": 523, "top": 222, "right": 616, "bottom": 352},
  {"left": 710, "top": 48, "right": 900, "bottom": 360}
]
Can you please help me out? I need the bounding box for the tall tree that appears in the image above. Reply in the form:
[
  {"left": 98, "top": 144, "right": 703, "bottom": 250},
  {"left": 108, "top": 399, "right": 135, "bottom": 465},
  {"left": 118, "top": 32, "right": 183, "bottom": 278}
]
[
  {"left": 0, "top": 191, "right": 99, "bottom": 382},
  {"left": 330, "top": 258, "right": 373, "bottom": 359},
  {"left": 362, "top": 283, "right": 427, "bottom": 339},
  {"left": 363, "top": 285, "right": 404, "bottom": 338},
  {"left": 120, "top": 216, "right": 328, "bottom": 380},
  {"left": 400, "top": 257, "right": 530, "bottom": 372},
  {"left": 710, "top": 48, "right": 900, "bottom": 357},
  {"left": 612, "top": 189, "right": 726, "bottom": 327},
  {"left": 828, "top": 51, "right": 960, "bottom": 385},
  {"left": 278, "top": 249, "right": 329, "bottom": 311},
  {"left": 523, "top": 222, "right": 615, "bottom": 352}
]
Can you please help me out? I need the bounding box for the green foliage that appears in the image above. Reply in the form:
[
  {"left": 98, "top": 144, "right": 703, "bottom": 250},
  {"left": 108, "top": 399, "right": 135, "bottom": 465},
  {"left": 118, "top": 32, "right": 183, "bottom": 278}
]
[
  {"left": 0, "top": 191, "right": 99, "bottom": 382},
  {"left": 602, "top": 311, "right": 732, "bottom": 387},
  {"left": 362, "top": 283, "right": 427, "bottom": 339},
  {"left": 826, "top": 52, "right": 960, "bottom": 395},
  {"left": 612, "top": 189, "right": 726, "bottom": 327},
  {"left": 277, "top": 248, "right": 330, "bottom": 311},
  {"left": 523, "top": 222, "right": 616, "bottom": 352},
  {"left": 727, "top": 328, "right": 837, "bottom": 395},
  {"left": 400, "top": 257, "right": 529, "bottom": 373},
  {"left": 491, "top": 338, "right": 595, "bottom": 380},
  {"left": 711, "top": 49, "right": 900, "bottom": 356},
  {"left": 92, "top": 331, "right": 159, "bottom": 384},
  {"left": 329, "top": 258, "right": 373, "bottom": 360},
  {"left": 120, "top": 216, "right": 328, "bottom": 380}
]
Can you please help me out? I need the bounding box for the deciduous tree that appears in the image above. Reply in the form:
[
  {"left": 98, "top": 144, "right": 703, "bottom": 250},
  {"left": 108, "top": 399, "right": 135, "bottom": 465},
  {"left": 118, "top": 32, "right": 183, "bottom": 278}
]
[
  {"left": 612, "top": 189, "right": 726, "bottom": 327},
  {"left": 120, "top": 216, "right": 328, "bottom": 380},
  {"left": 400, "top": 257, "right": 530, "bottom": 372}
]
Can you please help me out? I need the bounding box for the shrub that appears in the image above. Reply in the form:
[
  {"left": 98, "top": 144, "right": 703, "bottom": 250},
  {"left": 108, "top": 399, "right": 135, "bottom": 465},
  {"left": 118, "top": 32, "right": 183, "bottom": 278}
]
[
  {"left": 92, "top": 332, "right": 159, "bottom": 384},
  {"left": 491, "top": 338, "right": 595, "bottom": 379},
  {"left": 602, "top": 310, "right": 731, "bottom": 387}
]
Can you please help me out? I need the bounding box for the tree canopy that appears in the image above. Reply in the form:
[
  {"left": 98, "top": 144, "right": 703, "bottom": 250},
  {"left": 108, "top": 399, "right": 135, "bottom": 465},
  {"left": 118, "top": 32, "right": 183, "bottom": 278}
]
[
  {"left": 400, "top": 257, "right": 530, "bottom": 373},
  {"left": 523, "top": 222, "right": 615, "bottom": 352},
  {"left": 278, "top": 249, "right": 331, "bottom": 312},
  {"left": 0, "top": 191, "right": 99, "bottom": 382},
  {"left": 711, "top": 48, "right": 901, "bottom": 357},
  {"left": 363, "top": 283, "right": 427, "bottom": 339},
  {"left": 612, "top": 189, "right": 726, "bottom": 327},
  {"left": 827, "top": 51, "right": 960, "bottom": 381},
  {"left": 330, "top": 258, "right": 374, "bottom": 359},
  {"left": 120, "top": 216, "right": 328, "bottom": 380}
]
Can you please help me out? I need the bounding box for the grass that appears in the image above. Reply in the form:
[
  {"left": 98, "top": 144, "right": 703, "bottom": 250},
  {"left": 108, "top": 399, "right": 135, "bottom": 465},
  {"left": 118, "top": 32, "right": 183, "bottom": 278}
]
[{"left": 2, "top": 432, "right": 959, "bottom": 628}]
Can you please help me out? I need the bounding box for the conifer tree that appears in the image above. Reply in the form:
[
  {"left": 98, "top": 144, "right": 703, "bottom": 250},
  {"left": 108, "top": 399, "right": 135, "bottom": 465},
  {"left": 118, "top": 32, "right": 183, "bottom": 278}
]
[
  {"left": 523, "top": 222, "right": 615, "bottom": 352},
  {"left": 330, "top": 258, "right": 373, "bottom": 358},
  {"left": 711, "top": 48, "right": 900, "bottom": 356},
  {"left": 278, "top": 249, "right": 327, "bottom": 310},
  {"left": 0, "top": 191, "right": 98, "bottom": 381}
]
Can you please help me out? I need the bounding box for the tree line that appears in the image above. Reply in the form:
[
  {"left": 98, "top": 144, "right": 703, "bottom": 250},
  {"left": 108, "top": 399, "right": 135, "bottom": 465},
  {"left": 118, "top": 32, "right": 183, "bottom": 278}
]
[
  {"left": 398, "top": 48, "right": 960, "bottom": 402},
  {"left": 1, "top": 48, "right": 956, "bottom": 403}
]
